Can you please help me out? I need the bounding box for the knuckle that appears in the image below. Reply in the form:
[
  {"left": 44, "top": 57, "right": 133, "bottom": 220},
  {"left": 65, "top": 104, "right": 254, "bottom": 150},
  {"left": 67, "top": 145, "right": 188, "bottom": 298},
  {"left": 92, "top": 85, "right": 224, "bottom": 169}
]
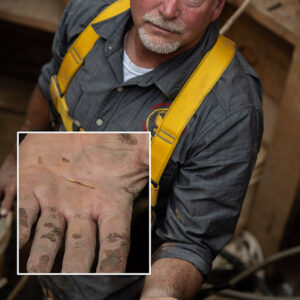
[{"left": 27, "top": 255, "right": 51, "bottom": 273}]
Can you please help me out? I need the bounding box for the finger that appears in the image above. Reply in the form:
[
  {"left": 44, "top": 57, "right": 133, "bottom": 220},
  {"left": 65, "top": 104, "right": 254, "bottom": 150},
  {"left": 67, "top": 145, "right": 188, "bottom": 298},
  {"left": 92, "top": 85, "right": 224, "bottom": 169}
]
[
  {"left": 1, "top": 183, "right": 16, "bottom": 216},
  {"left": 96, "top": 212, "right": 131, "bottom": 273},
  {"left": 19, "top": 188, "right": 40, "bottom": 249},
  {"left": 27, "top": 208, "right": 65, "bottom": 273},
  {"left": 61, "top": 216, "right": 96, "bottom": 273}
]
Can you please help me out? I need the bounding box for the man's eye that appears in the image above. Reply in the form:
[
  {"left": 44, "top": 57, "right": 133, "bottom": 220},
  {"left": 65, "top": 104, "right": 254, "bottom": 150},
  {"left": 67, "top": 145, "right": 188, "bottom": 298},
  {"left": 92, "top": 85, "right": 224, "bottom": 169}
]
[{"left": 183, "top": 0, "right": 205, "bottom": 7}]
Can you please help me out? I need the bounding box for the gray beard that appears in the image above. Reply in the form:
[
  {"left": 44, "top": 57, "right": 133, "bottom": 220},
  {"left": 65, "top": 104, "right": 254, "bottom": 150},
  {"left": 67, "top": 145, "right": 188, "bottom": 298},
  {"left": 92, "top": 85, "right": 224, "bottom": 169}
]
[{"left": 138, "top": 27, "right": 181, "bottom": 55}]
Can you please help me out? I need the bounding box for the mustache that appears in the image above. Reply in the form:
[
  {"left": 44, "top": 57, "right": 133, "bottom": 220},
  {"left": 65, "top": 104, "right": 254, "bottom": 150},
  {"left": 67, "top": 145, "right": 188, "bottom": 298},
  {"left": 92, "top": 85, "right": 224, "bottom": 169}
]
[{"left": 143, "top": 13, "right": 185, "bottom": 34}]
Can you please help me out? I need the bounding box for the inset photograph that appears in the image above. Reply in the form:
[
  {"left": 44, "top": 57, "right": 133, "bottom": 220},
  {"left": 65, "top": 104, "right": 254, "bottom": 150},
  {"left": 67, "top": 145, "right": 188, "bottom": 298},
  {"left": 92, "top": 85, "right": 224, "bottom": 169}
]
[{"left": 17, "top": 132, "right": 150, "bottom": 274}]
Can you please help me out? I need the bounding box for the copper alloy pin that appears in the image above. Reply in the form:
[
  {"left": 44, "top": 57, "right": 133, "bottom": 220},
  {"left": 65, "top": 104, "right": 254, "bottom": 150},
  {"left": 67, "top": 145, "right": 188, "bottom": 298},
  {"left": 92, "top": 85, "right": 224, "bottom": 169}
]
[{"left": 66, "top": 178, "right": 95, "bottom": 189}]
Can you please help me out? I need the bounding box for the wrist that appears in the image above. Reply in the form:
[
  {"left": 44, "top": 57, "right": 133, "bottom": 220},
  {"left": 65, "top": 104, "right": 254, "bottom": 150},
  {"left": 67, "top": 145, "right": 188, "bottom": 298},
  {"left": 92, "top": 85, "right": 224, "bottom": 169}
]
[{"left": 141, "top": 258, "right": 203, "bottom": 300}]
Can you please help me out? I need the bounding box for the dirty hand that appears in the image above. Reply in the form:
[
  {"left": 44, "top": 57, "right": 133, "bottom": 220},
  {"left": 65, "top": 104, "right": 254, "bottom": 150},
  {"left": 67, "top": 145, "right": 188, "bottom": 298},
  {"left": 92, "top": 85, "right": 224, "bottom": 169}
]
[
  {"left": 19, "top": 133, "right": 149, "bottom": 273},
  {"left": 0, "top": 153, "right": 17, "bottom": 216}
]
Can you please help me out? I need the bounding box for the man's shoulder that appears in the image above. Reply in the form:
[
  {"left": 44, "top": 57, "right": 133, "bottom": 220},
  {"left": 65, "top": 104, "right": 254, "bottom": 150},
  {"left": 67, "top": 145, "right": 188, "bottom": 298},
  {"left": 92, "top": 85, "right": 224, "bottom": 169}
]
[
  {"left": 211, "top": 48, "right": 263, "bottom": 115},
  {"left": 65, "top": 0, "right": 116, "bottom": 16},
  {"left": 60, "top": 0, "right": 117, "bottom": 38},
  {"left": 185, "top": 49, "right": 263, "bottom": 143}
]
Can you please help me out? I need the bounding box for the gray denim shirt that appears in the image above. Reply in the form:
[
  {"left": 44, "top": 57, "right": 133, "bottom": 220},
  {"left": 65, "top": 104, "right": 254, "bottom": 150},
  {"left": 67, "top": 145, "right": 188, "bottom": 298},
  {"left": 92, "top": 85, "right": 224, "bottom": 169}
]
[{"left": 38, "top": 0, "right": 263, "bottom": 298}]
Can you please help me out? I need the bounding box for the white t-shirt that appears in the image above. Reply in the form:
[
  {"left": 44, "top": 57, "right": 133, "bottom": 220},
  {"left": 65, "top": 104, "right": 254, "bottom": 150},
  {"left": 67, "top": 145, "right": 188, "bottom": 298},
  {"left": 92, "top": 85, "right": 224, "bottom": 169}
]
[{"left": 123, "top": 50, "right": 153, "bottom": 82}]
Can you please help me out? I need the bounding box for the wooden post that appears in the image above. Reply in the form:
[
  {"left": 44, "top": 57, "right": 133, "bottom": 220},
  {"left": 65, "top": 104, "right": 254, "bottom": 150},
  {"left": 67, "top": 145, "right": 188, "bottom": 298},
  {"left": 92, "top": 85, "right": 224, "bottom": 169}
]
[{"left": 247, "top": 41, "right": 300, "bottom": 256}]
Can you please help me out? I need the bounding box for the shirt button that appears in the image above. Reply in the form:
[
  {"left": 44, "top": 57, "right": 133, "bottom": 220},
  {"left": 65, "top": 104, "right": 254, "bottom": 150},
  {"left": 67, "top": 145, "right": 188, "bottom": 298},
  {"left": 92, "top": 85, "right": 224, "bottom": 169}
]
[
  {"left": 108, "top": 46, "right": 112, "bottom": 50},
  {"left": 116, "top": 86, "right": 123, "bottom": 92},
  {"left": 74, "top": 120, "right": 81, "bottom": 127},
  {"left": 96, "top": 119, "right": 103, "bottom": 127}
]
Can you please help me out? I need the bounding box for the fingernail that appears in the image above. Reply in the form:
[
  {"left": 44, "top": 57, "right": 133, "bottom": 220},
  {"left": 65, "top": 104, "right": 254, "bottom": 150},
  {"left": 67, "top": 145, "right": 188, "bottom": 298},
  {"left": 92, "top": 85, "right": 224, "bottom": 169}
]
[{"left": 0, "top": 208, "right": 8, "bottom": 216}]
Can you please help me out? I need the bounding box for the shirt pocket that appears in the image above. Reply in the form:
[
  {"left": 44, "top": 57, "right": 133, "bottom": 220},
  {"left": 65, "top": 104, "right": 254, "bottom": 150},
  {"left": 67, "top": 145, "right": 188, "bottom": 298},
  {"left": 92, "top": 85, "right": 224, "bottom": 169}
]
[
  {"left": 64, "top": 75, "right": 83, "bottom": 121},
  {"left": 69, "top": 77, "right": 114, "bottom": 130}
]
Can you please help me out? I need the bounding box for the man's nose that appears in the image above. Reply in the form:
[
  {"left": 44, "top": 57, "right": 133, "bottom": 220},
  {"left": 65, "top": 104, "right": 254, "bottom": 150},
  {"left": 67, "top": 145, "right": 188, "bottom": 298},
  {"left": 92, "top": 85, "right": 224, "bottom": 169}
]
[{"left": 158, "top": 0, "right": 180, "bottom": 19}]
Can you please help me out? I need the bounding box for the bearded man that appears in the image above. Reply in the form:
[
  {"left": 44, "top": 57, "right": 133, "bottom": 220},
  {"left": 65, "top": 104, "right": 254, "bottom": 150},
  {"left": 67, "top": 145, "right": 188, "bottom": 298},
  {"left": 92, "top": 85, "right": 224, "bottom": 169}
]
[{"left": 0, "top": 0, "right": 263, "bottom": 299}]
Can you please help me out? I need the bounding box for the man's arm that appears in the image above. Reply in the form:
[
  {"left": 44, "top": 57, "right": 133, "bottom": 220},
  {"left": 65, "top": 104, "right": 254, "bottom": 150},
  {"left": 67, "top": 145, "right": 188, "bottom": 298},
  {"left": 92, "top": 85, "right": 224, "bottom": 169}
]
[
  {"left": 20, "top": 84, "right": 52, "bottom": 132},
  {"left": 141, "top": 105, "right": 263, "bottom": 299},
  {"left": 0, "top": 84, "right": 52, "bottom": 215},
  {"left": 141, "top": 258, "right": 203, "bottom": 300}
]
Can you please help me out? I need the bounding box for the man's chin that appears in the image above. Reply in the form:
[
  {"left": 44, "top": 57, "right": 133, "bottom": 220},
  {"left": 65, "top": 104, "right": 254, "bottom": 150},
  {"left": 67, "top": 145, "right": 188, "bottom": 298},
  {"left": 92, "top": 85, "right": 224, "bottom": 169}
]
[{"left": 138, "top": 28, "right": 180, "bottom": 55}]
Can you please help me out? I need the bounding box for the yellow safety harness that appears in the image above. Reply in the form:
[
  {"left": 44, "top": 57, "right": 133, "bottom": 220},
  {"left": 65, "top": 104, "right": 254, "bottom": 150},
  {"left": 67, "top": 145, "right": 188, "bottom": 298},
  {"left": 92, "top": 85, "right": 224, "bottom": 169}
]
[{"left": 49, "top": 0, "right": 236, "bottom": 217}]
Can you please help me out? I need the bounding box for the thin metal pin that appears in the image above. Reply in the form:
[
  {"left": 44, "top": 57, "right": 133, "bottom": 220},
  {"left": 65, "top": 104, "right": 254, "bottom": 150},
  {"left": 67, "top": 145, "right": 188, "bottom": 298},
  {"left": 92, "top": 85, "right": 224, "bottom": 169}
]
[{"left": 66, "top": 178, "right": 95, "bottom": 189}]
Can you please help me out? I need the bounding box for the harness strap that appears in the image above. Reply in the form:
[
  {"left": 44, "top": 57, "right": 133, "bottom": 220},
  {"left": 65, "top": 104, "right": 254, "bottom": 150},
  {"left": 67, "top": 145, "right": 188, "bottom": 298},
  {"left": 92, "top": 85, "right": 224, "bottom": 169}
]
[
  {"left": 50, "top": 0, "right": 130, "bottom": 131},
  {"left": 151, "top": 35, "right": 236, "bottom": 207}
]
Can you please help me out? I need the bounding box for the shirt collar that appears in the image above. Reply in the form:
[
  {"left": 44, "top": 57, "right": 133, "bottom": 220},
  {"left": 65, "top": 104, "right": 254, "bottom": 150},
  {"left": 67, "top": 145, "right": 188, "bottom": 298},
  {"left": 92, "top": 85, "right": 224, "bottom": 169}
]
[{"left": 92, "top": 9, "right": 132, "bottom": 45}]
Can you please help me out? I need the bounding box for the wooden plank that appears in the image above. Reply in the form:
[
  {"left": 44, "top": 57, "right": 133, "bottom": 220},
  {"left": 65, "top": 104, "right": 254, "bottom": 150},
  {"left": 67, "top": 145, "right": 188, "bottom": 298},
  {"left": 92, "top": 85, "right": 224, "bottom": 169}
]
[
  {"left": 263, "top": 93, "right": 279, "bottom": 145},
  {"left": 0, "top": 0, "right": 63, "bottom": 33},
  {"left": 220, "top": 6, "right": 293, "bottom": 104},
  {"left": 0, "top": 20, "right": 53, "bottom": 79},
  {"left": 234, "top": 92, "right": 278, "bottom": 235},
  {"left": 0, "top": 75, "right": 33, "bottom": 164},
  {"left": 247, "top": 41, "right": 300, "bottom": 256},
  {"left": 0, "top": 75, "right": 34, "bottom": 114},
  {"left": 0, "top": 111, "right": 26, "bottom": 164},
  {"left": 227, "top": 0, "right": 300, "bottom": 45}
]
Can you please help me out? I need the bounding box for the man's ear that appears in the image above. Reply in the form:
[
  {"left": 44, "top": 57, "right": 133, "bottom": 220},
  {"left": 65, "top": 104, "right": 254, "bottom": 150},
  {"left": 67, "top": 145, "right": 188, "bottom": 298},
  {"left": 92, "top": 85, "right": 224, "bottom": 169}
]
[{"left": 210, "top": 0, "right": 226, "bottom": 22}]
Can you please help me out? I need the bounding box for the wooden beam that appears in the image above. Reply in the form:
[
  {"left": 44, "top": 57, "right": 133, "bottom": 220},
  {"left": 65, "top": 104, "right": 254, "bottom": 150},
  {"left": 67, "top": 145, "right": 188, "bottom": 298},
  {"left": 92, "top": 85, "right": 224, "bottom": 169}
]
[
  {"left": 220, "top": 5, "right": 294, "bottom": 105},
  {"left": 227, "top": 0, "right": 300, "bottom": 45},
  {"left": 247, "top": 40, "right": 300, "bottom": 256},
  {"left": 0, "top": 75, "right": 34, "bottom": 163},
  {"left": 0, "top": 0, "right": 63, "bottom": 33}
]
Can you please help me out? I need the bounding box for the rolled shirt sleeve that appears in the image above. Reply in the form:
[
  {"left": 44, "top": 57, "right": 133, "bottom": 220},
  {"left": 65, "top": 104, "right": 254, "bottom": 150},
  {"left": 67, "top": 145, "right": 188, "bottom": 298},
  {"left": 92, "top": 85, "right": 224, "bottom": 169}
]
[{"left": 154, "top": 105, "right": 263, "bottom": 277}]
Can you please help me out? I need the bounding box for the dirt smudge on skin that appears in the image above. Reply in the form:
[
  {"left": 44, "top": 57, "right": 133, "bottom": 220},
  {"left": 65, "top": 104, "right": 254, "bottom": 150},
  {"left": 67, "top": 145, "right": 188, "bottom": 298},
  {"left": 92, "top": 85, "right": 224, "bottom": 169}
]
[
  {"left": 49, "top": 208, "right": 58, "bottom": 214},
  {"left": 73, "top": 240, "right": 85, "bottom": 248},
  {"left": 30, "top": 255, "right": 50, "bottom": 273},
  {"left": 120, "top": 241, "right": 130, "bottom": 253},
  {"left": 53, "top": 227, "right": 63, "bottom": 237},
  {"left": 72, "top": 234, "right": 82, "bottom": 239},
  {"left": 48, "top": 208, "right": 59, "bottom": 219},
  {"left": 99, "top": 248, "right": 126, "bottom": 272},
  {"left": 106, "top": 233, "right": 129, "bottom": 246},
  {"left": 37, "top": 255, "right": 50, "bottom": 272},
  {"left": 119, "top": 134, "right": 137, "bottom": 145},
  {"left": 41, "top": 218, "right": 64, "bottom": 242},
  {"left": 62, "top": 157, "right": 70, "bottom": 163},
  {"left": 19, "top": 208, "right": 28, "bottom": 228},
  {"left": 41, "top": 233, "right": 57, "bottom": 242},
  {"left": 38, "top": 156, "right": 43, "bottom": 164},
  {"left": 43, "top": 222, "right": 63, "bottom": 238},
  {"left": 48, "top": 207, "right": 64, "bottom": 221}
]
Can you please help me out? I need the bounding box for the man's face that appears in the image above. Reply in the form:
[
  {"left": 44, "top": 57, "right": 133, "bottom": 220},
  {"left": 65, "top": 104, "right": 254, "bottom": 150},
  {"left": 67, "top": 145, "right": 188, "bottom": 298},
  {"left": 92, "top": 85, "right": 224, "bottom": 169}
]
[{"left": 130, "top": 0, "right": 222, "bottom": 55}]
